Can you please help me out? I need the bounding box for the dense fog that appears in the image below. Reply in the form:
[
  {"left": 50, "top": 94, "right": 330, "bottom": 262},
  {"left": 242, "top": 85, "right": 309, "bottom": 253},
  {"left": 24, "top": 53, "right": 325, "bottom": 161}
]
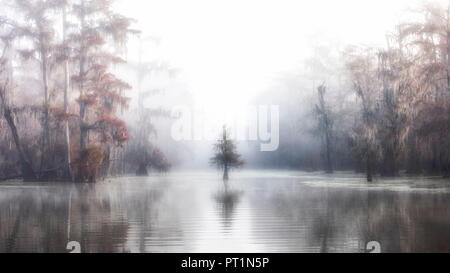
[{"left": 0, "top": 0, "right": 449, "bottom": 182}]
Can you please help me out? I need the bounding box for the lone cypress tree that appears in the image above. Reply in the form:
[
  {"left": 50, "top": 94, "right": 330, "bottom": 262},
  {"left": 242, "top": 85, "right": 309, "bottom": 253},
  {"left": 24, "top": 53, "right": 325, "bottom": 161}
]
[{"left": 210, "top": 126, "right": 245, "bottom": 181}]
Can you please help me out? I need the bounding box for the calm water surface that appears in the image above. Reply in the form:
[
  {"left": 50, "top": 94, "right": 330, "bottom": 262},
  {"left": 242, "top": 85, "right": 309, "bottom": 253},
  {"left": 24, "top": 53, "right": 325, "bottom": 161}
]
[{"left": 0, "top": 171, "right": 449, "bottom": 253}]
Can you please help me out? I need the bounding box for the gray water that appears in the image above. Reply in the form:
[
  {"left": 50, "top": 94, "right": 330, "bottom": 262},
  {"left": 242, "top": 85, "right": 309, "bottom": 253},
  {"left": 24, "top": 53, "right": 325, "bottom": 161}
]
[{"left": 0, "top": 171, "right": 449, "bottom": 253}]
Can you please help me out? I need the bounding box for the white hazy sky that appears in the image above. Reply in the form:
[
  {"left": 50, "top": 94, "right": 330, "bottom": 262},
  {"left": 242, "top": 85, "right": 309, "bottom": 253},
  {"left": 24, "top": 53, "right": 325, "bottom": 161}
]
[{"left": 115, "top": 0, "right": 426, "bottom": 113}]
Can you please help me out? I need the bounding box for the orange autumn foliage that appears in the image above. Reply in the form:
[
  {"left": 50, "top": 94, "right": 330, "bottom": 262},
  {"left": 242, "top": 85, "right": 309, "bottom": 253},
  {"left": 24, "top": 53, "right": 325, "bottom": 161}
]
[{"left": 71, "top": 146, "right": 104, "bottom": 183}]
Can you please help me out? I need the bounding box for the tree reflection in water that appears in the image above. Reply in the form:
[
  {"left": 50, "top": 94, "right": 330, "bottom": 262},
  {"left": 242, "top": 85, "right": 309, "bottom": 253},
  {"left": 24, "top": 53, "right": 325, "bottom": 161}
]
[
  {"left": 213, "top": 185, "right": 242, "bottom": 232},
  {"left": 0, "top": 173, "right": 449, "bottom": 253}
]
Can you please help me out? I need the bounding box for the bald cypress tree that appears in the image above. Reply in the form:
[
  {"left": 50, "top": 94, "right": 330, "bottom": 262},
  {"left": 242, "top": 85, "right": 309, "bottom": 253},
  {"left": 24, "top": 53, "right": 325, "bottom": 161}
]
[
  {"left": 67, "top": 0, "right": 136, "bottom": 182},
  {"left": 210, "top": 126, "right": 244, "bottom": 181},
  {"left": 4, "top": 0, "right": 65, "bottom": 179}
]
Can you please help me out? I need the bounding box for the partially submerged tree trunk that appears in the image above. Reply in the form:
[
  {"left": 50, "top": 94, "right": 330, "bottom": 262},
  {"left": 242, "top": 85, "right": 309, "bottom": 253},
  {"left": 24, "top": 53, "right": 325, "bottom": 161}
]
[{"left": 223, "top": 164, "right": 229, "bottom": 181}]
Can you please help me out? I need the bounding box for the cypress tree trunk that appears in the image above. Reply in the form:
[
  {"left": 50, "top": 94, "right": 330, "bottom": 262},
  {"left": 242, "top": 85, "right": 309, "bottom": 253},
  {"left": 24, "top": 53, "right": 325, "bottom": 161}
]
[
  {"left": 3, "top": 108, "right": 36, "bottom": 181},
  {"left": 366, "top": 154, "right": 373, "bottom": 182},
  {"left": 381, "top": 144, "right": 396, "bottom": 177},
  {"left": 136, "top": 163, "right": 148, "bottom": 176},
  {"left": 79, "top": 2, "right": 87, "bottom": 151},
  {"left": 325, "top": 129, "right": 333, "bottom": 174},
  {"left": 223, "top": 164, "right": 229, "bottom": 181},
  {"left": 444, "top": 161, "right": 450, "bottom": 178},
  {"left": 406, "top": 133, "right": 421, "bottom": 174},
  {"left": 62, "top": 8, "right": 72, "bottom": 181},
  {"left": 0, "top": 47, "right": 36, "bottom": 182},
  {"left": 39, "top": 43, "right": 52, "bottom": 180}
]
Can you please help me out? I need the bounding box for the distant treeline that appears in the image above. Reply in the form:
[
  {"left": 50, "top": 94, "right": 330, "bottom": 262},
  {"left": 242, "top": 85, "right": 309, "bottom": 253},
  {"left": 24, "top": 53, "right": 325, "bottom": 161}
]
[{"left": 249, "top": 3, "right": 449, "bottom": 180}]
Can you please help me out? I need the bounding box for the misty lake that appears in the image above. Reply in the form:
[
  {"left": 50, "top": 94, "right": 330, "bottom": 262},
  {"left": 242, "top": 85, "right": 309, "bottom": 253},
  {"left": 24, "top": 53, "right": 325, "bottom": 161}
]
[{"left": 0, "top": 171, "right": 449, "bottom": 253}]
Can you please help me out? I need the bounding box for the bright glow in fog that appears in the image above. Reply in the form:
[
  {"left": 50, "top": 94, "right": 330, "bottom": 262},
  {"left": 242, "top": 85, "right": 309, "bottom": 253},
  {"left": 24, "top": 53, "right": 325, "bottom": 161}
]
[
  {"left": 171, "top": 105, "right": 280, "bottom": 151},
  {"left": 116, "top": 0, "right": 424, "bottom": 126}
]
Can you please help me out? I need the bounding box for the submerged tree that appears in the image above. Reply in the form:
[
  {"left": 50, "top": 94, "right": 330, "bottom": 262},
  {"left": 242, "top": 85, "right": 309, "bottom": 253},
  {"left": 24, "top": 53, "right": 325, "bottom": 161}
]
[{"left": 210, "top": 126, "right": 245, "bottom": 181}]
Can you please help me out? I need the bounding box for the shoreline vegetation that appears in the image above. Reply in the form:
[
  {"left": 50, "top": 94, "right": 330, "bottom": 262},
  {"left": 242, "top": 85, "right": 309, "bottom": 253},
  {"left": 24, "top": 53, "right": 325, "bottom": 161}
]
[{"left": 0, "top": 169, "right": 447, "bottom": 185}]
